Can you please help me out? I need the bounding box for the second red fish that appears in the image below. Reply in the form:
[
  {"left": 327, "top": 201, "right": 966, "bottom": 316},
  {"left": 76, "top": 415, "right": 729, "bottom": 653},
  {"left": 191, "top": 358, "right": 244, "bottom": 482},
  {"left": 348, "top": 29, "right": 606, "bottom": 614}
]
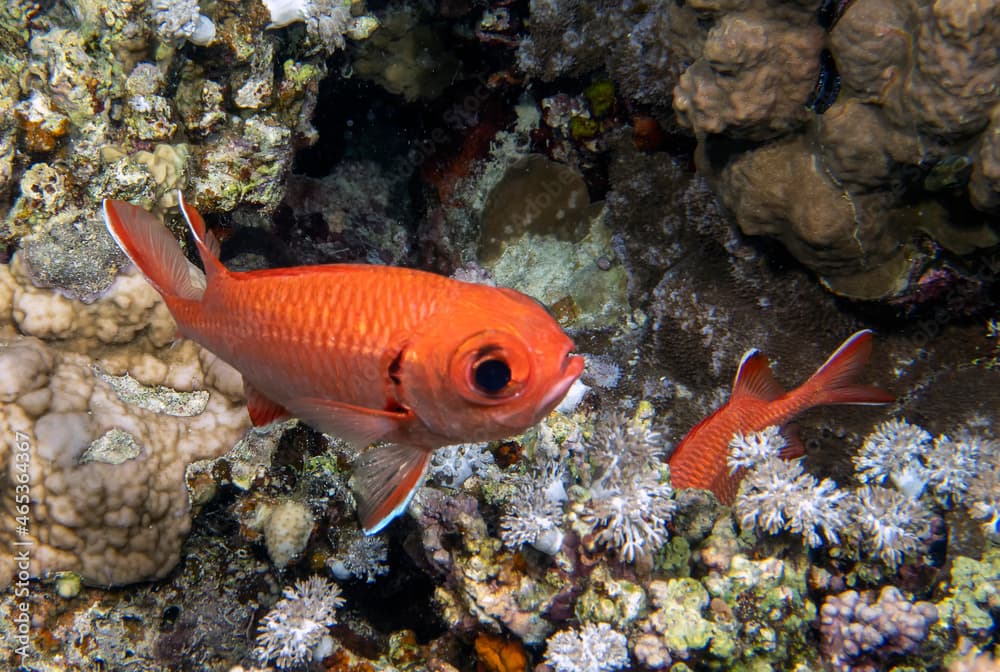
[{"left": 668, "top": 330, "right": 894, "bottom": 504}]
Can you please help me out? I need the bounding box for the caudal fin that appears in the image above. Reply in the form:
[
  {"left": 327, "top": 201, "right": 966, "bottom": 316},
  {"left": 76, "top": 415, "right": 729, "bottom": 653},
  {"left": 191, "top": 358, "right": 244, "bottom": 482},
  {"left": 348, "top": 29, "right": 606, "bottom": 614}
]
[
  {"left": 103, "top": 199, "right": 205, "bottom": 300},
  {"left": 799, "top": 330, "right": 895, "bottom": 407}
]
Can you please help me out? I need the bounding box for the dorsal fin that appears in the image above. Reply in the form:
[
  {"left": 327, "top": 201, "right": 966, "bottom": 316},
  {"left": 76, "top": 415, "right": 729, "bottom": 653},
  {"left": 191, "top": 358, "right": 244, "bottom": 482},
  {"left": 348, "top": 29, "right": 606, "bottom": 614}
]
[
  {"left": 102, "top": 199, "right": 204, "bottom": 300},
  {"left": 177, "top": 190, "right": 226, "bottom": 280},
  {"left": 731, "top": 349, "right": 785, "bottom": 402}
]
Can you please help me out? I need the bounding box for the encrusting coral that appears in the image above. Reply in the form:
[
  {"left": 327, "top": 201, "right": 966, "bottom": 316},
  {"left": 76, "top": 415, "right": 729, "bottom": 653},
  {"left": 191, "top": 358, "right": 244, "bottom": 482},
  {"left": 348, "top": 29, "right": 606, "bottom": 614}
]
[{"left": 0, "top": 254, "right": 249, "bottom": 588}]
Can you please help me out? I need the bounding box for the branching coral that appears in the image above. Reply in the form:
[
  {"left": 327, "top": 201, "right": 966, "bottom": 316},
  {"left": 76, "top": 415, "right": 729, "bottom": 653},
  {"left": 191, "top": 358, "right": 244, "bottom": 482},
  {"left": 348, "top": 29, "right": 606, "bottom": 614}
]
[
  {"left": 544, "top": 622, "right": 630, "bottom": 672},
  {"left": 255, "top": 576, "right": 344, "bottom": 669},
  {"left": 574, "top": 416, "right": 676, "bottom": 563}
]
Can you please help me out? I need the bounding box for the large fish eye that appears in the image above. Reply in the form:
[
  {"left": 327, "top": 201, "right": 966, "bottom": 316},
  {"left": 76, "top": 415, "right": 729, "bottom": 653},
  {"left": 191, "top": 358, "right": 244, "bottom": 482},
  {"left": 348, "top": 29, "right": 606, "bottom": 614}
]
[
  {"left": 450, "top": 330, "right": 531, "bottom": 405},
  {"left": 473, "top": 357, "right": 512, "bottom": 394}
]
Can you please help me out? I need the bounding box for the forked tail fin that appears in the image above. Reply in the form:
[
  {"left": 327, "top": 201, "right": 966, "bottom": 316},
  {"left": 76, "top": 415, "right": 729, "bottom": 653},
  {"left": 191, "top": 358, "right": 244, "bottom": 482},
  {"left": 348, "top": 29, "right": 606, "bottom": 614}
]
[{"left": 798, "top": 330, "right": 895, "bottom": 407}]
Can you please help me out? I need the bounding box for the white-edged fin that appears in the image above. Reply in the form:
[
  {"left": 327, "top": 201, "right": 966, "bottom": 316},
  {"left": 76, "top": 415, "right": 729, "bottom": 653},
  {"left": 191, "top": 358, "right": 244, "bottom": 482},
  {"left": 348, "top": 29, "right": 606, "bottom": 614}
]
[
  {"left": 730, "top": 349, "right": 784, "bottom": 401},
  {"left": 800, "top": 329, "right": 895, "bottom": 406},
  {"left": 289, "top": 397, "right": 407, "bottom": 449},
  {"left": 177, "top": 190, "right": 226, "bottom": 280},
  {"left": 351, "top": 444, "right": 432, "bottom": 535},
  {"left": 102, "top": 199, "right": 204, "bottom": 300}
]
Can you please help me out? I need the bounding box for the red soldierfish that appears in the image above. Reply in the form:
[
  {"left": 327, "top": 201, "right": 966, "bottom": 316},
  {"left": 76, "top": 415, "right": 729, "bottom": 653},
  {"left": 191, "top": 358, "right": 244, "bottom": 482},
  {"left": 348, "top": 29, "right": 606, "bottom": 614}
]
[
  {"left": 668, "top": 330, "right": 894, "bottom": 504},
  {"left": 103, "top": 194, "right": 584, "bottom": 534}
]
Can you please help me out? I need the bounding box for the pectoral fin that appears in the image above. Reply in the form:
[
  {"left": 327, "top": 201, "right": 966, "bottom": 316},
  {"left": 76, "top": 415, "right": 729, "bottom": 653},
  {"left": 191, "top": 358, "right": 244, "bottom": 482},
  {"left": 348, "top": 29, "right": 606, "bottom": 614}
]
[
  {"left": 351, "top": 443, "right": 432, "bottom": 535},
  {"left": 290, "top": 397, "right": 409, "bottom": 449}
]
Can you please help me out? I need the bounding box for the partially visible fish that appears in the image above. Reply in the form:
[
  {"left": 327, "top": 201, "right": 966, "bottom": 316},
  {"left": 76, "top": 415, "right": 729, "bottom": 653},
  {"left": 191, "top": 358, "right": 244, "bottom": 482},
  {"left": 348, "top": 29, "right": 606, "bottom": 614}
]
[
  {"left": 668, "top": 330, "right": 894, "bottom": 504},
  {"left": 103, "top": 194, "right": 584, "bottom": 534}
]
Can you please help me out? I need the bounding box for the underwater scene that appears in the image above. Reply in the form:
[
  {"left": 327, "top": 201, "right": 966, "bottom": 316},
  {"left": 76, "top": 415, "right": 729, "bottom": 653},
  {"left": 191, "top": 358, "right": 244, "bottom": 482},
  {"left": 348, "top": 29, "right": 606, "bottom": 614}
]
[{"left": 1, "top": 0, "right": 999, "bottom": 670}]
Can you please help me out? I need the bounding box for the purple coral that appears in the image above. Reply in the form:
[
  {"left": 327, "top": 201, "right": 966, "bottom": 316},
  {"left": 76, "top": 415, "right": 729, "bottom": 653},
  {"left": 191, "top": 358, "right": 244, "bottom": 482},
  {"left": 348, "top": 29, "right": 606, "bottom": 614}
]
[
  {"left": 255, "top": 576, "right": 344, "bottom": 669},
  {"left": 820, "top": 586, "right": 938, "bottom": 672},
  {"left": 544, "top": 622, "right": 630, "bottom": 672}
]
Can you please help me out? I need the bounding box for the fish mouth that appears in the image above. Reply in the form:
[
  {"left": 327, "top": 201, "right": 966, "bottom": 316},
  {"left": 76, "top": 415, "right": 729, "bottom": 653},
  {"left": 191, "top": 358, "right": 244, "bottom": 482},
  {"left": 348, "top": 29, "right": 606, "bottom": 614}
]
[
  {"left": 493, "top": 347, "right": 585, "bottom": 429},
  {"left": 538, "top": 351, "right": 586, "bottom": 414}
]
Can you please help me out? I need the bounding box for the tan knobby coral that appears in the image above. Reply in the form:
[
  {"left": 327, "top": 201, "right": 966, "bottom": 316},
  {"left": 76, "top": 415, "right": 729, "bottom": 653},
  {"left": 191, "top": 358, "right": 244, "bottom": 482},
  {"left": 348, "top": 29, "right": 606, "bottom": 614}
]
[
  {"left": 671, "top": 0, "right": 1000, "bottom": 299},
  {"left": 0, "top": 254, "right": 249, "bottom": 588}
]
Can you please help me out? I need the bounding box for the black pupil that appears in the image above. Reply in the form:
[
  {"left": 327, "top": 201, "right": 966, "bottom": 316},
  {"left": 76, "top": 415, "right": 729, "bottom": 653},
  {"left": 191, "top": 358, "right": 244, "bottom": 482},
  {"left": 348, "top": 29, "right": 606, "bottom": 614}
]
[{"left": 474, "top": 358, "right": 511, "bottom": 393}]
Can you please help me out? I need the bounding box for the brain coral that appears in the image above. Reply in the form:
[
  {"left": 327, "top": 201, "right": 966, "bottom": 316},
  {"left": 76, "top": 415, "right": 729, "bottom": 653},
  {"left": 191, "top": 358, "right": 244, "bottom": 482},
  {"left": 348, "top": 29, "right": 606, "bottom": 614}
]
[
  {"left": 670, "top": 0, "right": 1000, "bottom": 300},
  {"left": 0, "top": 254, "right": 248, "bottom": 588}
]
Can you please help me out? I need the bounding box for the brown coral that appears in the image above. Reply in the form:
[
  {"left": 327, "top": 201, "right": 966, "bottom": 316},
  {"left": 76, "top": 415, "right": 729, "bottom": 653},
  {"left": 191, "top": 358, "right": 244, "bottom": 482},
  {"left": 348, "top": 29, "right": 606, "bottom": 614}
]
[
  {"left": 671, "top": 0, "right": 1000, "bottom": 299},
  {"left": 0, "top": 255, "right": 249, "bottom": 588}
]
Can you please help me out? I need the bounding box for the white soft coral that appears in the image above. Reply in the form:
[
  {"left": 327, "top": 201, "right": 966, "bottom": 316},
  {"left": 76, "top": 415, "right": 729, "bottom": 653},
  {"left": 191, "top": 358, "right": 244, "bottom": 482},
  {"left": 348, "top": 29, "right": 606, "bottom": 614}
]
[{"left": 255, "top": 576, "right": 344, "bottom": 669}]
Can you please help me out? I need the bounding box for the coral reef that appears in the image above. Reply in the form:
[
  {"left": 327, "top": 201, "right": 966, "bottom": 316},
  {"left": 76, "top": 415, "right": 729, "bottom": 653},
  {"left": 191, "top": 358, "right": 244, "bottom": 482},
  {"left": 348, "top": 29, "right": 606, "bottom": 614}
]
[
  {"left": 0, "top": 255, "right": 248, "bottom": 587},
  {"left": 675, "top": 0, "right": 1000, "bottom": 299},
  {"left": 0, "top": 0, "right": 382, "bottom": 297},
  {"left": 1, "top": 0, "right": 999, "bottom": 670},
  {"left": 516, "top": 0, "right": 1000, "bottom": 301}
]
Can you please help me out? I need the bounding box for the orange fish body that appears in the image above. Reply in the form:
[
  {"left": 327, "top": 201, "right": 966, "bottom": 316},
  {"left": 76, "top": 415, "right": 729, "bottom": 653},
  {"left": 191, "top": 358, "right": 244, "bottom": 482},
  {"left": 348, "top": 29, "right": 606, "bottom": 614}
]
[
  {"left": 668, "top": 331, "right": 894, "bottom": 504},
  {"left": 103, "top": 195, "right": 584, "bottom": 533}
]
